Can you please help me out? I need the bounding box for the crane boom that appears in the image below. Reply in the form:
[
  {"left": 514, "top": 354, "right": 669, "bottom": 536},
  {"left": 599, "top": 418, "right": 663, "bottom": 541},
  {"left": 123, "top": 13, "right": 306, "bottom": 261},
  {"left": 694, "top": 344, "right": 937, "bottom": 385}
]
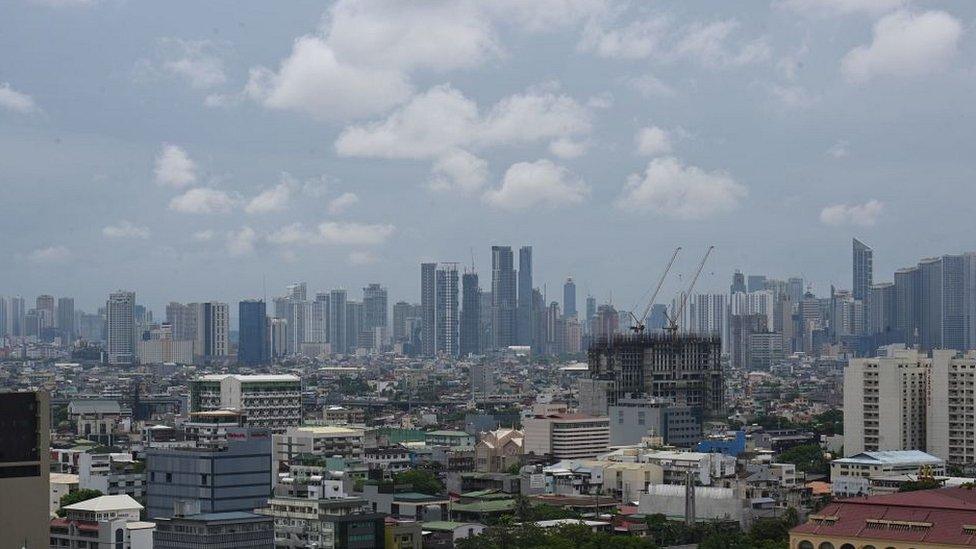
[
  {"left": 667, "top": 246, "right": 714, "bottom": 333},
  {"left": 630, "top": 247, "right": 681, "bottom": 333}
]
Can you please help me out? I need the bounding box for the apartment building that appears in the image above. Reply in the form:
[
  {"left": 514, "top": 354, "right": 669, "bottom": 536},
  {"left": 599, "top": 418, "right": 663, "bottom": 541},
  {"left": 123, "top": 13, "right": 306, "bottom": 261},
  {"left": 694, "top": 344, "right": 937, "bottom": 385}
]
[
  {"left": 275, "top": 425, "right": 365, "bottom": 467},
  {"left": 523, "top": 414, "right": 610, "bottom": 460},
  {"left": 190, "top": 374, "right": 302, "bottom": 433}
]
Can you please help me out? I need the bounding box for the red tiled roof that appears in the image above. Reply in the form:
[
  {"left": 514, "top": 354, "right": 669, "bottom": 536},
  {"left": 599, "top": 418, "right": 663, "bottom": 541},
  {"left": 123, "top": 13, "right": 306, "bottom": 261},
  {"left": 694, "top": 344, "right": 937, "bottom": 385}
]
[{"left": 792, "top": 488, "right": 976, "bottom": 546}]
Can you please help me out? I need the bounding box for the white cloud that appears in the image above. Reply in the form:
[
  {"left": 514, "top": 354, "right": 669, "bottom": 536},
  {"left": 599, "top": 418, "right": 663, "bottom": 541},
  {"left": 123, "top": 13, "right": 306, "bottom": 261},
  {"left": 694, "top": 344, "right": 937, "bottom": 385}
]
[
  {"left": 226, "top": 227, "right": 257, "bottom": 256},
  {"left": 28, "top": 0, "right": 94, "bottom": 7},
  {"left": 429, "top": 150, "right": 490, "bottom": 192},
  {"left": 549, "top": 138, "right": 588, "bottom": 159},
  {"left": 820, "top": 200, "right": 884, "bottom": 226},
  {"left": 348, "top": 250, "right": 379, "bottom": 266},
  {"left": 169, "top": 188, "right": 236, "bottom": 214},
  {"left": 267, "top": 223, "right": 316, "bottom": 246},
  {"left": 335, "top": 84, "right": 591, "bottom": 160},
  {"left": 102, "top": 221, "right": 151, "bottom": 239},
  {"left": 617, "top": 157, "right": 747, "bottom": 220},
  {"left": 841, "top": 10, "right": 962, "bottom": 83},
  {"left": 625, "top": 74, "right": 675, "bottom": 98},
  {"left": 580, "top": 15, "right": 670, "bottom": 59},
  {"left": 328, "top": 192, "right": 360, "bottom": 214},
  {"left": 827, "top": 140, "right": 850, "bottom": 158},
  {"left": 159, "top": 38, "right": 226, "bottom": 90},
  {"left": 635, "top": 126, "right": 672, "bottom": 156},
  {"left": 482, "top": 159, "right": 589, "bottom": 211},
  {"left": 675, "top": 20, "right": 771, "bottom": 68},
  {"left": 482, "top": 0, "right": 608, "bottom": 32},
  {"left": 154, "top": 144, "right": 198, "bottom": 188},
  {"left": 768, "top": 84, "right": 818, "bottom": 109},
  {"left": 319, "top": 221, "right": 395, "bottom": 246},
  {"left": 0, "top": 83, "right": 39, "bottom": 114},
  {"left": 28, "top": 245, "right": 71, "bottom": 264},
  {"left": 775, "top": 0, "right": 907, "bottom": 17},
  {"left": 192, "top": 230, "right": 216, "bottom": 241},
  {"left": 245, "top": 180, "right": 292, "bottom": 214}
]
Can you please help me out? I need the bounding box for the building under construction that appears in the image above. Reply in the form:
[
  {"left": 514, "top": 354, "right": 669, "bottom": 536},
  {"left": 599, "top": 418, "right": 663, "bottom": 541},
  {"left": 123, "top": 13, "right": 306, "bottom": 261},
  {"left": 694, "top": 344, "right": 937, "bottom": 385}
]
[{"left": 586, "top": 332, "right": 724, "bottom": 418}]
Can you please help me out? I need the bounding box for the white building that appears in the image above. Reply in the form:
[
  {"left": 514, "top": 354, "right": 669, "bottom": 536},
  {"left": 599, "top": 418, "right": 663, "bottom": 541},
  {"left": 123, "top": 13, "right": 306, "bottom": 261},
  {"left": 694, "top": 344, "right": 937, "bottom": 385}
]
[
  {"left": 79, "top": 451, "right": 146, "bottom": 502},
  {"left": 830, "top": 450, "right": 945, "bottom": 496},
  {"left": 50, "top": 494, "right": 155, "bottom": 549},
  {"left": 274, "top": 425, "right": 365, "bottom": 467},
  {"left": 523, "top": 414, "right": 610, "bottom": 460},
  {"left": 190, "top": 374, "right": 302, "bottom": 433},
  {"left": 106, "top": 291, "right": 136, "bottom": 365}
]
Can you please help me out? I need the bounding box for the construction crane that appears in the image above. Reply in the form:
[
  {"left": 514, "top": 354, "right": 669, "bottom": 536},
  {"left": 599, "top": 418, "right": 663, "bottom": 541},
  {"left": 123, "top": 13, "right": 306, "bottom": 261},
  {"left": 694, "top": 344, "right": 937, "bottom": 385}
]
[
  {"left": 665, "top": 246, "right": 715, "bottom": 334},
  {"left": 628, "top": 247, "right": 681, "bottom": 333}
]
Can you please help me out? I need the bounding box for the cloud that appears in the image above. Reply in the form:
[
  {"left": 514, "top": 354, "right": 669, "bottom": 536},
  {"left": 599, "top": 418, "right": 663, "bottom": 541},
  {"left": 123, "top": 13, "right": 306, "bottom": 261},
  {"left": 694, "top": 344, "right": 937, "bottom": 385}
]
[
  {"left": 27, "top": 0, "right": 95, "bottom": 7},
  {"left": 102, "top": 221, "right": 151, "bottom": 239},
  {"left": 267, "top": 223, "right": 316, "bottom": 246},
  {"left": 28, "top": 245, "right": 71, "bottom": 264},
  {"left": 841, "top": 10, "right": 962, "bottom": 83},
  {"left": 429, "top": 150, "right": 490, "bottom": 192},
  {"left": 192, "top": 230, "right": 216, "bottom": 241},
  {"left": 159, "top": 38, "right": 227, "bottom": 90},
  {"left": 617, "top": 157, "right": 747, "bottom": 220},
  {"left": 775, "top": 0, "right": 907, "bottom": 17},
  {"left": 245, "top": 180, "right": 292, "bottom": 214},
  {"left": 169, "top": 188, "right": 236, "bottom": 214},
  {"left": 348, "top": 250, "right": 379, "bottom": 266},
  {"left": 319, "top": 221, "right": 395, "bottom": 245},
  {"left": 328, "top": 192, "right": 360, "bottom": 214},
  {"left": 674, "top": 20, "right": 771, "bottom": 68},
  {"left": 0, "top": 83, "right": 39, "bottom": 114},
  {"left": 580, "top": 15, "right": 670, "bottom": 60},
  {"left": 335, "top": 84, "right": 591, "bottom": 160},
  {"left": 549, "top": 138, "right": 588, "bottom": 159},
  {"left": 768, "top": 84, "right": 818, "bottom": 109},
  {"left": 482, "top": 159, "right": 589, "bottom": 211},
  {"left": 635, "top": 126, "right": 672, "bottom": 156},
  {"left": 154, "top": 144, "right": 198, "bottom": 187},
  {"left": 226, "top": 227, "right": 257, "bottom": 256},
  {"left": 827, "top": 140, "right": 850, "bottom": 158},
  {"left": 625, "top": 74, "right": 675, "bottom": 98},
  {"left": 820, "top": 200, "right": 884, "bottom": 226},
  {"left": 482, "top": 0, "right": 608, "bottom": 32}
]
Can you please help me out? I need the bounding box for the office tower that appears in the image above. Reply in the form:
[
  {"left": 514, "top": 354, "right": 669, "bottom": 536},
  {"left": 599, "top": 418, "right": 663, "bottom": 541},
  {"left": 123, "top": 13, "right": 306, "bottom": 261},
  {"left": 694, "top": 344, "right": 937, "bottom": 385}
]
[
  {"left": 491, "top": 245, "right": 516, "bottom": 349},
  {"left": 270, "top": 317, "right": 288, "bottom": 359},
  {"left": 460, "top": 271, "right": 481, "bottom": 356},
  {"left": 915, "top": 255, "right": 969, "bottom": 351},
  {"left": 329, "top": 289, "right": 348, "bottom": 354},
  {"left": 8, "top": 296, "right": 25, "bottom": 336},
  {"left": 546, "top": 301, "right": 565, "bottom": 356},
  {"left": 829, "top": 289, "right": 863, "bottom": 338},
  {"left": 420, "top": 262, "right": 436, "bottom": 356},
  {"left": 866, "top": 282, "right": 896, "bottom": 338},
  {"left": 36, "top": 293, "right": 55, "bottom": 329},
  {"left": 843, "top": 350, "right": 928, "bottom": 455},
  {"left": 919, "top": 257, "right": 943, "bottom": 350},
  {"left": 747, "top": 275, "right": 767, "bottom": 294},
  {"left": 853, "top": 238, "right": 873, "bottom": 301},
  {"left": 479, "top": 291, "right": 493, "bottom": 353},
  {"left": 516, "top": 246, "right": 533, "bottom": 346},
  {"left": 362, "top": 283, "right": 388, "bottom": 348},
  {"left": 287, "top": 281, "right": 307, "bottom": 301},
  {"left": 563, "top": 277, "right": 577, "bottom": 318},
  {"left": 106, "top": 290, "right": 136, "bottom": 364},
  {"left": 23, "top": 309, "right": 39, "bottom": 337},
  {"left": 585, "top": 295, "right": 596, "bottom": 325},
  {"left": 787, "top": 277, "right": 804, "bottom": 304},
  {"left": 56, "top": 296, "right": 75, "bottom": 342},
  {"left": 190, "top": 374, "right": 302, "bottom": 432},
  {"left": 435, "top": 263, "right": 460, "bottom": 356},
  {"left": 774, "top": 296, "right": 796, "bottom": 353},
  {"left": 165, "top": 302, "right": 196, "bottom": 341},
  {"left": 532, "top": 288, "right": 546, "bottom": 353},
  {"left": 730, "top": 270, "right": 746, "bottom": 295},
  {"left": 648, "top": 304, "right": 669, "bottom": 331},
  {"left": 730, "top": 313, "right": 767, "bottom": 370},
  {"left": 137, "top": 324, "right": 194, "bottom": 364},
  {"left": 146, "top": 427, "right": 273, "bottom": 519},
  {"left": 966, "top": 253, "right": 976, "bottom": 351},
  {"left": 587, "top": 333, "right": 723, "bottom": 421},
  {"left": 392, "top": 301, "right": 414, "bottom": 343},
  {"left": 346, "top": 300, "right": 363, "bottom": 352},
  {"left": 238, "top": 299, "right": 268, "bottom": 366},
  {"left": 565, "top": 317, "right": 582, "bottom": 353},
  {"left": 0, "top": 298, "right": 6, "bottom": 337},
  {"left": 894, "top": 266, "right": 920, "bottom": 346},
  {"left": 310, "top": 292, "right": 329, "bottom": 344},
  {"left": 941, "top": 254, "right": 968, "bottom": 351},
  {"left": 195, "top": 302, "right": 229, "bottom": 360},
  {"left": 0, "top": 391, "right": 50, "bottom": 549}
]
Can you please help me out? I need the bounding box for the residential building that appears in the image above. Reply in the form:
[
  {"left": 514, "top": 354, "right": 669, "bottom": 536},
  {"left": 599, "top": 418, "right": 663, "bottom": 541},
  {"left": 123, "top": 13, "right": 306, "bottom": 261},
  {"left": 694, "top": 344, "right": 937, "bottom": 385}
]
[
  {"left": 853, "top": 237, "right": 873, "bottom": 301},
  {"left": 137, "top": 323, "right": 193, "bottom": 364},
  {"left": 58, "top": 296, "right": 75, "bottom": 342},
  {"left": 190, "top": 374, "right": 302, "bottom": 433},
  {"left": 79, "top": 450, "right": 146, "bottom": 502},
  {"left": 153, "top": 500, "right": 274, "bottom": 549},
  {"left": 421, "top": 262, "right": 437, "bottom": 357},
  {"left": 491, "top": 246, "right": 516, "bottom": 349},
  {"left": 50, "top": 495, "right": 155, "bottom": 549},
  {"left": 106, "top": 290, "right": 136, "bottom": 364},
  {"left": 0, "top": 391, "right": 50, "bottom": 549},
  {"left": 517, "top": 246, "right": 533, "bottom": 347},
  {"left": 329, "top": 288, "right": 348, "bottom": 355},
  {"left": 425, "top": 430, "right": 475, "bottom": 448},
  {"left": 523, "top": 414, "right": 610, "bottom": 460},
  {"left": 239, "top": 299, "right": 269, "bottom": 366},
  {"left": 436, "top": 263, "right": 460, "bottom": 356},
  {"left": 460, "top": 271, "right": 481, "bottom": 356},
  {"left": 830, "top": 450, "right": 945, "bottom": 497},
  {"left": 274, "top": 425, "right": 365, "bottom": 467}
]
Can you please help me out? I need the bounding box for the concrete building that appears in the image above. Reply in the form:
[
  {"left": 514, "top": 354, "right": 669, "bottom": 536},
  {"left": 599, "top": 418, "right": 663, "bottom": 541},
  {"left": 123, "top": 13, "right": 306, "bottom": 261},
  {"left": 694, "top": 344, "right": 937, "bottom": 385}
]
[
  {"left": 68, "top": 400, "right": 130, "bottom": 445},
  {"left": 0, "top": 391, "right": 50, "bottom": 549},
  {"left": 853, "top": 237, "right": 874, "bottom": 301},
  {"left": 106, "top": 290, "right": 136, "bottom": 364},
  {"left": 830, "top": 450, "right": 945, "bottom": 497},
  {"left": 475, "top": 428, "right": 523, "bottom": 473},
  {"left": 79, "top": 450, "right": 146, "bottom": 502},
  {"left": 50, "top": 495, "right": 155, "bottom": 549},
  {"left": 460, "top": 271, "right": 481, "bottom": 357},
  {"left": 421, "top": 263, "right": 437, "bottom": 357},
  {"left": 274, "top": 425, "right": 365, "bottom": 467},
  {"left": 51, "top": 472, "right": 80, "bottom": 516},
  {"left": 238, "top": 299, "right": 269, "bottom": 366},
  {"left": 608, "top": 396, "right": 700, "bottom": 447},
  {"left": 435, "top": 263, "right": 460, "bottom": 356},
  {"left": 516, "top": 245, "right": 533, "bottom": 347},
  {"left": 523, "top": 414, "right": 610, "bottom": 460},
  {"left": 491, "top": 245, "right": 517, "bottom": 349},
  {"left": 469, "top": 361, "right": 496, "bottom": 398},
  {"left": 329, "top": 288, "right": 348, "bottom": 355},
  {"left": 145, "top": 427, "right": 273, "bottom": 519},
  {"left": 190, "top": 374, "right": 302, "bottom": 433},
  {"left": 153, "top": 500, "right": 273, "bottom": 549}
]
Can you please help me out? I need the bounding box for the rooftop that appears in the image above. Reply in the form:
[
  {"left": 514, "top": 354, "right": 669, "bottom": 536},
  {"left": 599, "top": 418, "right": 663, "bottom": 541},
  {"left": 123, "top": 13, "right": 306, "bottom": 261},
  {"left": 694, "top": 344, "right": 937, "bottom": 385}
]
[
  {"left": 65, "top": 494, "right": 143, "bottom": 512},
  {"left": 198, "top": 374, "right": 300, "bottom": 382},
  {"left": 834, "top": 450, "right": 944, "bottom": 466}
]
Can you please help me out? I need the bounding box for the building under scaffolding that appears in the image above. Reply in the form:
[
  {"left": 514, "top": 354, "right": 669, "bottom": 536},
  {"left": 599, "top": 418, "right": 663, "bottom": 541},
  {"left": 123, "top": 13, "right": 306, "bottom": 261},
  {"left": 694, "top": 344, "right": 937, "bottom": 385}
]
[{"left": 586, "top": 333, "right": 723, "bottom": 418}]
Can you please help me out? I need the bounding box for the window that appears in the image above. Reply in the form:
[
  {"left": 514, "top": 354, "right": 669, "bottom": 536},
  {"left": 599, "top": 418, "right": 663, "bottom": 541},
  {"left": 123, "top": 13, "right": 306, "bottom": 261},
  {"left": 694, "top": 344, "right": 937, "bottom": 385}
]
[
  {"left": 818, "top": 543, "right": 834, "bottom": 549},
  {"left": 797, "top": 542, "right": 813, "bottom": 549}
]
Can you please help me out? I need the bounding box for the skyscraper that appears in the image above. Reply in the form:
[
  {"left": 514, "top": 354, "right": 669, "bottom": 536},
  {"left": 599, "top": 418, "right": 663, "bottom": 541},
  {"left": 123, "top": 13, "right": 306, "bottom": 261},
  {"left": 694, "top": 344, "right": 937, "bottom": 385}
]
[
  {"left": 436, "top": 263, "right": 459, "bottom": 356},
  {"left": 787, "top": 277, "right": 804, "bottom": 304},
  {"left": 421, "top": 262, "right": 436, "bottom": 357},
  {"left": 346, "top": 301, "right": 363, "bottom": 352},
  {"left": 310, "top": 292, "right": 329, "bottom": 344},
  {"left": 196, "top": 302, "right": 229, "bottom": 360},
  {"left": 106, "top": 290, "right": 136, "bottom": 364},
  {"left": 853, "top": 238, "right": 873, "bottom": 301},
  {"left": 894, "top": 266, "right": 920, "bottom": 346},
  {"left": 516, "top": 246, "right": 533, "bottom": 346},
  {"left": 35, "top": 294, "right": 55, "bottom": 329},
  {"left": 491, "top": 246, "right": 516, "bottom": 349},
  {"left": 460, "top": 271, "right": 481, "bottom": 356},
  {"left": 57, "top": 296, "right": 74, "bottom": 342},
  {"left": 329, "top": 289, "right": 348, "bottom": 355},
  {"left": 563, "top": 277, "right": 577, "bottom": 318},
  {"left": 730, "top": 271, "right": 746, "bottom": 295},
  {"left": 585, "top": 295, "right": 596, "bottom": 327},
  {"left": 166, "top": 302, "right": 197, "bottom": 341},
  {"left": 866, "top": 282, "right": 896, "bottom": 339},
  {"left": 392, "top": 301, "right": 413, "bottom": 343},
  {"left": 747, "top": 275, "right": 767, "bottom": 294},
  {"left": 363, "top": 283, "right": 388, "bottom": 347},
  {"left": 238, "top": 299, "right": 268, "bottom": 366}
]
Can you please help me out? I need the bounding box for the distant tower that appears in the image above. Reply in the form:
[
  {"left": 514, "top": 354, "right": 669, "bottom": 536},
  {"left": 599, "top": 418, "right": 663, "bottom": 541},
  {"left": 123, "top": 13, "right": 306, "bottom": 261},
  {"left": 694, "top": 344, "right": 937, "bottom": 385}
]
[
  {"left": 563, "top": 278, "right": 577, "bottom": 318},
  {"left": 516, "top": 246, "right": 533, "bottom": 346},
  {"left": 57, "top": 297, "right": 75, "bottom": 342},
  {"left": 436, "top": 263, "right": 460, "bottom": 357},
  {"left": 730, "top": 271, "right": 746, "bottom": 295},
  {"left": 329, "top": 289, "right": 348, "bottom": 354},
  {"left": 106, "top": 290, "right": 136, "bottom": 364},
  {"left": 421, "top": 263, "right": 437, "bottom": 357},
  {"left": 853, "top": 238, "right": 873, "bottom": 301},
  {"left": 491, "top": 246, "right": 516, "bottom": 349},
  {"left": 238, "top": 299, "right": 268, "bottom": 366},
  {"left": 460, "top": 271, "right": 481, "bottom": 356}
]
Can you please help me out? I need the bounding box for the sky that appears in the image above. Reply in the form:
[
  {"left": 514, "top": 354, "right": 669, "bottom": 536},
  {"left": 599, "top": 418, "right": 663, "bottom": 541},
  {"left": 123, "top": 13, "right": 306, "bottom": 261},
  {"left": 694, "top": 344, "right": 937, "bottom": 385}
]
[{"left": 2, "top": 0, "right": 975, "bottom": 316}]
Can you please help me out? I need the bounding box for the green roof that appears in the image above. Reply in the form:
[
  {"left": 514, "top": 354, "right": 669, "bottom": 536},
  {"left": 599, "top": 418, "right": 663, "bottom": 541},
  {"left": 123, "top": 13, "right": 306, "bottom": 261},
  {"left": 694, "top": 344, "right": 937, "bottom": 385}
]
[
  {"left": 394, "top": 492, "right": 447, "bottom": 502},
  {"left": 426, "top": 430, "right": 472, "bottom": 437},
  {"left": 460, "top": 489, "right": 511, "bottom": 500},
  {"left": 422, "top": 521, "right": 482, "bottom": 531},
  {"left": 451, "top": 499, "right": 517, "bottom": 514}
]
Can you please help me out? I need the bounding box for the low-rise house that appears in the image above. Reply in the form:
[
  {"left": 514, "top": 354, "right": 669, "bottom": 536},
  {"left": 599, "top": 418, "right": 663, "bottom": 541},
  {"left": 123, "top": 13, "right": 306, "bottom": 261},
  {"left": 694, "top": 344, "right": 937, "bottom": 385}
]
[
  {"left": 422, "top": 521, "right": 487, "bottom": 549},
  {"left": 50, "top": 494, "right": 155, "bottom": 549}
]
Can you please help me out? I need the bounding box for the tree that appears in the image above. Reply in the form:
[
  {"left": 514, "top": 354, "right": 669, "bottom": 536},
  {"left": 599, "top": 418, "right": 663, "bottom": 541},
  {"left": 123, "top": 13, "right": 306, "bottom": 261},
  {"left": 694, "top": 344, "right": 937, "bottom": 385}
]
[
  {"left": 776, "top": 444, "right": 829, "bottom": 475},
  {"left": 57, "top": 489, "right": 103, "bottom": 517},
  {"left": 394, "top": 469, "right": 444, "bottom": 495},
  {"left": 898, "top": 477, "right": 943, "bottom": 492}
]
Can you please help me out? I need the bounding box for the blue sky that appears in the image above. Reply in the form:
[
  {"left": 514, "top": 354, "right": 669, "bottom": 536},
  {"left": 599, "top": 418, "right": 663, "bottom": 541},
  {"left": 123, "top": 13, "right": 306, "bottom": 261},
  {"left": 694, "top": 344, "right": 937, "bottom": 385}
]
[{"left": 2, "top": 0, "right": 975, "bottom": 314}]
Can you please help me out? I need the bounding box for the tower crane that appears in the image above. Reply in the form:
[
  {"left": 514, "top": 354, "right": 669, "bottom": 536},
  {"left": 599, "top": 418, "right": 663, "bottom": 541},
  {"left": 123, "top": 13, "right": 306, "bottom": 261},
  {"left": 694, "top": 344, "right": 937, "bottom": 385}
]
[
  {"left": 628, "top": 247, "right": 681, "bottom": 333},
  {"left": 665, "top": 246, "right": 715, "bottom": 334}
]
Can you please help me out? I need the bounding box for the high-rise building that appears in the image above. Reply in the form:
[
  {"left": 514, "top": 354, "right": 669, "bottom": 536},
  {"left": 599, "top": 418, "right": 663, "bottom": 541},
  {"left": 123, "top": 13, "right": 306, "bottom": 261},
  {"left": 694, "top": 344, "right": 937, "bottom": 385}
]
[
  {"left": 328, "top": 289, "right": 348, "bottom": 354},
  {"left": 866, "top": 282, "right": 897, "bottom": 339},
  {"left": 853, "top": 237, "right": 873, "bottom": 301},
  {"left": 0, "top": 297, "right": 7, "bottom": 337},
  {"left": 238, "top": 299, "right": 268, "bottom": 366},
  {"left": 460, "top": 271, "right": 481, "bottom": 356},
  {"left": 166, "top": 301, "right": 197, "bottom": 342},
  {"left": 787, "top": 277, "right": 804, "bottom": 303},
  {"left": 436, "top": 264, "right": 460, "bottom": 356},
  {"left": 106, "top": 290, "right": 136, "bottom": 364},
  {"left": 0, "top": 391, "right": 50, "bottom": 549},
  {"left": 730, "top": 271, "right": 746, "bottom": 295},
  {"left": 194, "top": 302, "right": 229, "bottom": 360},
  {"left": 516, "top": 246, "right": 533, "bottom": 346},
  {"left": 894, "top": 266, "right": 920, "bottom": 347},
  {"left": 585, "top": 295, "right": 596, "bottom": 327},
  {"left": 479, "top": 291, "right": 493, "bottom": 353},
  {"left": 421, "top": 262, "right": 436, "bottom": 357},
  {"left": 8, "top": 296, "right": 25, "bottom": 336},
  {"left": 36, "top": 294, "right": 55, "bottom": 329},
  {"left": 287, "top": 282, "right": 307, "bottom": 301},
  {"left": 491, "top": 246, "right": 516, "bottom": 349},
  {"left": 309, "top": 292, "right": 329, "bottom": 344},
  {"left": 57, "top": 296, "right": 75, "bottom": 342},
  {"left": 392, "top": 301, "right": 414, "bottom": 344},
  {"left": 689, "top": 294, "right": 728, "bottom": 342},
  {"left": 362, "top": 283, "right": 388, "bottom": 348},
  {"left": 346, "top": 300, "right": 364, "bottom": 352},
  {"left": 270, "top": 317, "right": 288, "bottom": 359},
  {"left": 563, "top": 277, "right": 577, "bottom": 319},
  {"left": 747, "top": 275, "right": 767, "bottom": 294}
]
